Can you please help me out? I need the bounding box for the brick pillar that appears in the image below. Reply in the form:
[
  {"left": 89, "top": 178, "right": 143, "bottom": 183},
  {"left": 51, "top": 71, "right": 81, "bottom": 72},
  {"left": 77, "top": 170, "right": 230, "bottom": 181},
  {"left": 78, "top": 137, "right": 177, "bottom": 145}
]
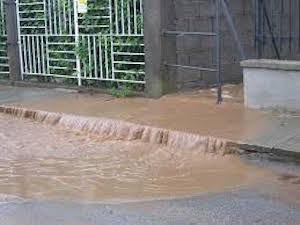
[
  {"left": 4, "top": 0, "right": 22, "bottom": 81},
  {"left": 144, "top": 0, "right": 177, "bottom": 98}
]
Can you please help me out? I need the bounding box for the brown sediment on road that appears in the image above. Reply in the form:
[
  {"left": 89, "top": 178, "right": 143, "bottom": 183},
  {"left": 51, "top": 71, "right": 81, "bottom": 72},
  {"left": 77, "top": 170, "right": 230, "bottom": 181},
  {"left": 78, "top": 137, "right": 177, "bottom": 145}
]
[
  {"left": 0, "top": 107, "right": 271, "bottom": 203},
  {"left": 0, "top": 105, "right": 229, "bottom": 155}
]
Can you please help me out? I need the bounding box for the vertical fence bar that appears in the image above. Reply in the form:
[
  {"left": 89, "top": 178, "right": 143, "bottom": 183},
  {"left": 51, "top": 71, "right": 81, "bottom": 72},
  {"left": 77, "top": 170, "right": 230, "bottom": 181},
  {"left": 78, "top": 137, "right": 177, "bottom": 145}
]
[
  {"left": 289, "top": 0, "right": 292, "bottom": 52},
  {"left": 88, "top": 35, "right": 92, "bottom": 77},
  {"left": 93, "top": 35, "right": 97, "bottom": 78},
  {"left": 279, "top": 0, "right": 283, "bottom": 51},
  {"left": 298, "top": 0, "right": 300, "bottom": 51},
  {"left": 37, "top": 36, "right": 41, "bottom": 73},
  {"left": 46, "top": 37, "right": 50, "bottom": 75},
  {"left": 257, "top": 0, "right": 263, "bottom": 58},
  {"left": 105, "top": 36, "right": 109, "bottom": 78},
  {"left": 140, "top": 0, "right": 143, "bottom": 34},
  {"left": 82, "top": 36, "right": 87, "bottom": 78},
  {"left": 27, "top": 36, "right": 32, "bottom": 73},
  {"left": 68, "top": 0, "right": 72, "bottom": 34},
  {"left": 48, "top": 0, "right": 53, "bottom": 34},
  {"left": 121, "top": 0, "right": 125, "bottom": 34},
  {"left": 22, "top": 35, "right": 27, "bottom": 73},
  {"left": 99, "top": 36, "right": 103, "bottom": 78},
  {"left": 58, "top": 0, "right": 62, "bottom": 34},
  {"left": 63, "top": 0, "right": 67, "bottom": 32},
  {"left": 41, "top": 36, "right": 45, "bottom": 73},
  {"left": 261, "top": 0, "right": 280, "bottom": 59},
  {"left": 216, "top": 0, "right": 222, "bottom": 104},
  {"left": 104, "top": 36, "right": 109, "bottom": 78},
  {"left": 127, "top": 0, "right": 131, "bottom": 34},
  {"left": 73, "top": 0, "right": 81, "bottom": 85},
  {"left": 0, "top": 0, "right": 5, "bottom": 35},
  {"left": 32, "top": 36, "right": 36, "bottom": 73},
  {"left": 133, "top": 0, "right": 137, "bottom": 34},
  {"left": 114, "top": 0, "right": 119, "bottom": 34},
  {"left": 109, "top": 0, "right": 114, "bottom": 79},
  {"left": 53, "top": 0, "right": 57, "bottom": 34},
  {"left": 44, "top": 0, "right": 50, "bottom": 74}
]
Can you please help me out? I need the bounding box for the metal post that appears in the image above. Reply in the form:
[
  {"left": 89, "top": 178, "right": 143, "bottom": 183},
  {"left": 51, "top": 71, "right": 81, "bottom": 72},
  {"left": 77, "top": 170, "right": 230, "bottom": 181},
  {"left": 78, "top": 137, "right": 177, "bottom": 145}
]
[
  {"left": 4, "top": 0, "right": 22, "bottom": 81},
  {"left": 73, "top": 0, "right": 81, "bottom": 86},
  {"left": 216, "top": 0, "right": 222, "bottom": 104}
]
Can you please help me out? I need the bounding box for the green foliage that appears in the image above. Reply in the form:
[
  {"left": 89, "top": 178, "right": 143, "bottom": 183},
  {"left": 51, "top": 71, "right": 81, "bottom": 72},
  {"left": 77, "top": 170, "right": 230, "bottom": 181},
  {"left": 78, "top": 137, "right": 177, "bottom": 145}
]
[{"left": 109, "top": 86, "right": 136, "bottom": 98}]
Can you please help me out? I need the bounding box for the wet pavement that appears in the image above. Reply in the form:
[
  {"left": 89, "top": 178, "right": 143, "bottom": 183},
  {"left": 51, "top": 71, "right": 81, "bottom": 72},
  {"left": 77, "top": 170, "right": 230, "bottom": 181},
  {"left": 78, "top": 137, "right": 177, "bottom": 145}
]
[
  {"left": 0, "top": 84, "right": 263, "bottom": 141},
  {"left": 1, "top": 189, "right": 299, "bottom": 225},
  {"left": 1, "top": 84, "right": 299, "bottom": 155},
  {"left": 0, "top": 85, "right": 70, "bottom": 105}
]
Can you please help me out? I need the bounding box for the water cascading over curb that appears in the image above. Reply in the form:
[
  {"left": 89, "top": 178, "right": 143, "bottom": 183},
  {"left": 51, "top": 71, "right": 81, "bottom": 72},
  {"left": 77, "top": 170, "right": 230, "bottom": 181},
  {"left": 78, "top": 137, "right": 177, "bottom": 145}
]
[{"left": 0, "top": 105, "right": 232, "bottom": 155}]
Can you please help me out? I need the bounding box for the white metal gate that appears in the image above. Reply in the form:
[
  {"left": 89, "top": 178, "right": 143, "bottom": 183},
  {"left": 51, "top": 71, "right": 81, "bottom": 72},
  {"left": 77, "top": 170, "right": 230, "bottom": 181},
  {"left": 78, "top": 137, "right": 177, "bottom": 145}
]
[
  {"left": 17, "top": 0, "right": 145, "bottom": 85},
  {"left": 0, "top": 0, "right": 9, "bottom": 78}
]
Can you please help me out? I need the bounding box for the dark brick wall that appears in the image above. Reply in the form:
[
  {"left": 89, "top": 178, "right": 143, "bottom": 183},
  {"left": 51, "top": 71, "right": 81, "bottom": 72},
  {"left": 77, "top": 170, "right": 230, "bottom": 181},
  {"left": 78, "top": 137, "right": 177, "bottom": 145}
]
[{"left": 173, "top": 0, "right": 255, "bottom": 89}]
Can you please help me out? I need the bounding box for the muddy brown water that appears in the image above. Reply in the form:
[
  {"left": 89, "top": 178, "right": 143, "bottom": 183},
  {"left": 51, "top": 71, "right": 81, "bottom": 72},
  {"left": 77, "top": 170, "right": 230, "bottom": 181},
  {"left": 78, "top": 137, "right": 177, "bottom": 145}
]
[
  {"left": 0, "top": 109, "right": 274, "bottom": 203},
  {"left": 16, "top": 87, "right": 264, "bottom": 141}
]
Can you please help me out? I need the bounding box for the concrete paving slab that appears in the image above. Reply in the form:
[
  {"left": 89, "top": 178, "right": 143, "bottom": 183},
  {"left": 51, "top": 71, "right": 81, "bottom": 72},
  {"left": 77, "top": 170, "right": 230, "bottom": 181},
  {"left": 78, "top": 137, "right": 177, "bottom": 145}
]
[
  {"left": 0, "top": 85, "right": 76, "bottom": 104},
  {"left": 243, "top": 115, "right": 300, "bottom": 155}
]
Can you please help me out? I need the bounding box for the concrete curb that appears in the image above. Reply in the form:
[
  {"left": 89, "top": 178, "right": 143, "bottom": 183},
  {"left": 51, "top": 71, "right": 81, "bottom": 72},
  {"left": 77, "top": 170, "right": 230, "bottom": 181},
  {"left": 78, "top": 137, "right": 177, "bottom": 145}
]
[
  {"left": 0, "top": 105, "right": 229, "bottom": 155},
  {"left": 0, "top": 80, "right": 146, "bottom": 97},
  {"left": 228, "top": 142, "right": 300, "bottom": 162}
]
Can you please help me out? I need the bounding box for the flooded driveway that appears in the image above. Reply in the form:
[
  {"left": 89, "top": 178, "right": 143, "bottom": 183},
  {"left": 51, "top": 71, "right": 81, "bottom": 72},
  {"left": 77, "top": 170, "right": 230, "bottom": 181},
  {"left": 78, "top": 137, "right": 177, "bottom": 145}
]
[{"left": 0, "top": 111, "right": 299, "bottom": 224}]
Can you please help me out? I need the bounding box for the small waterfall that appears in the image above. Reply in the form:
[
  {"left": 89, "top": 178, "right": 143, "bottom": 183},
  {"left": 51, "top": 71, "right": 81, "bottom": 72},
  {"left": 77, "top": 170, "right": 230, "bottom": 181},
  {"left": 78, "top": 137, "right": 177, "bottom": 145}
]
[{"left": 0, "top": 105, "right": 231, "bottom": 155}]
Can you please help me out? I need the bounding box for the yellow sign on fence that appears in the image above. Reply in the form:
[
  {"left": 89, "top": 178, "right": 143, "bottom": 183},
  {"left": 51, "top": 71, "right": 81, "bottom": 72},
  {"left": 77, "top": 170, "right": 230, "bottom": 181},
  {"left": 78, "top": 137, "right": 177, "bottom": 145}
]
[{"left": 78, "top": 0, "right": 88, "bottom": 14}]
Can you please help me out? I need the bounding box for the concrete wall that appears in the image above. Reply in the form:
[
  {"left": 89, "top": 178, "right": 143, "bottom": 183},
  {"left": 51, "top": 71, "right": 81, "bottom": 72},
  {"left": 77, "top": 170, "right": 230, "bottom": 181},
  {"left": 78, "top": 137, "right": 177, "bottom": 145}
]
[
  {"left": 174, "top": 0, "right": 256, "bottom": 90},
  {"left": 242, "top": 59, "right": 300, "bottom": 112}
]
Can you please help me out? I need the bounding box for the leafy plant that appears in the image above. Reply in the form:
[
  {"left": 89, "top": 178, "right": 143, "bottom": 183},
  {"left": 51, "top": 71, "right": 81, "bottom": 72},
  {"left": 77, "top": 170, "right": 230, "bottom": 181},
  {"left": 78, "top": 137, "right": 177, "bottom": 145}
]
[{"left": 109, "top": 86, "right": 136, "bottom": 98}]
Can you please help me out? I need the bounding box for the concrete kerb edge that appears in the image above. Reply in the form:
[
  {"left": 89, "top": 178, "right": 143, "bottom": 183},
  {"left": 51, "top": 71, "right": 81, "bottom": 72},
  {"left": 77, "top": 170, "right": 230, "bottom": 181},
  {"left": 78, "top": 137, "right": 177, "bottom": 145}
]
[
  {"left": 228, "top": 141, "right": 300, "bottom": 162},
  {"left": 0, "top": 80, "right": 147, "bottom": 97}
]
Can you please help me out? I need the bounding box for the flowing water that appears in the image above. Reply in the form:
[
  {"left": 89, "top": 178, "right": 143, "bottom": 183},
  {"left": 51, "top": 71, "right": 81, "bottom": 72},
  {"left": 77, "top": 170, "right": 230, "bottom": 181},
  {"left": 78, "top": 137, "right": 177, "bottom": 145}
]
[{"left": 0, "top": 106, "right": 272, "bottom": 203}]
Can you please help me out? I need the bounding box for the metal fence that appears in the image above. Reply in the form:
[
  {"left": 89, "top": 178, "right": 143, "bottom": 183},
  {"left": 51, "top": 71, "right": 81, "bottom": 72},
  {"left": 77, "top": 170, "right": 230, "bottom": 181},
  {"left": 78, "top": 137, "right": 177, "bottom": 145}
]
[
  {"left": 16, "top": 0, "right": 145, "bottom": 85},
  {"left": 255, "top": 0, "right": 300, "bottom": 59},
  {"left": 0, "top": 0, "right": 9, "bottom": 77},
  {"left": 2, "top": 0, "right": 300, "bottom": 100}
]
